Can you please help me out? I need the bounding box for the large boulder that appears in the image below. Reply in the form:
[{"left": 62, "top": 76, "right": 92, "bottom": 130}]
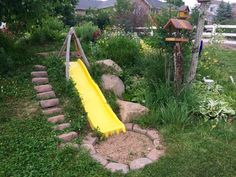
[
  {"left": 96, "top": 59, "right": 122, "bottom": 75},
  {"left": 117, "top": 99, "right": 149, "bottom": 123},
  {"left": 101, "top": 74, "right": 125, "bottom": 98}
]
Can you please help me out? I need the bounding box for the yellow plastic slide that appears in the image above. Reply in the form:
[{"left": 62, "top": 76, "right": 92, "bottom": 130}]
[{"left": 69, "top": 59, "right": 126, "bottom": 137}]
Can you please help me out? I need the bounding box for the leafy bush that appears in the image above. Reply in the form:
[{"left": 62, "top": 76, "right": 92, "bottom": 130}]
[
  {"left": 75, "top": 22, "right": 99, "bottom": 43},
  {"left": 95, "top": 30, "right": 141, "bottom": 67},
  {"left": 30, "top": 17, "right": 65, "bottom": 44},
  {"left": 0, "top": 32, "right": 32, "bottom": 75},
  {"left": 192, "top": 81, "right": 235, "bottom": 122}
]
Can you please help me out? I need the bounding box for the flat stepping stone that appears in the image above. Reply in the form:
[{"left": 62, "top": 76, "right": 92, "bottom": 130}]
[
  {"left": 31, "top": 71, "right": 48, "bottom": 78},
  {"left": 32, "top": 78, "right": 49, "bottom": 85},
  {"left": 57, "top": 132, "right": 78, "bottom": 142},
  {"left": 37, "top": 91, "right": 56, "bottom": 100},
  {"left": 129, "top": 158, "right": 152, "bottom": 170},
  {"left": 82, "top": 133, "right": 98, "bottom": 146},
  {"left": 91, "top": 154, "right": 108, "bottom": 166},
  {"left": 146, "top": 130, "right": 160, "bottom": 140},
  {"left": 43, "top": 107, "right": 62, "bottom": 116},
  {"left": 34, "top": 65, "right": 46, "bottom": 71},
  {"left": 125, "top": 123, "right": 133, "bottom": 131},
  {"left": 53, "top": 123, "right": 71, "bottom": 130},
  {"left": 105, "top": 162, "right": 129, "bottom": 174},
  {"left": 34, "top": 84, "right": 52, "bottom": 93},
  {"left": 47, "top": 115, "right": 65, "bottom": 123},
  {"left": 81, "top": 144, "right": 96, "bottom": 154},
  {"left": 40, "top": 98, "right": 59, "bottom": 109},
  {"left": 133, "top": 124, "right": 147, "bottom": 134},
  {"left": 146, "top": 149, "right": 164, "bottom": 161}
]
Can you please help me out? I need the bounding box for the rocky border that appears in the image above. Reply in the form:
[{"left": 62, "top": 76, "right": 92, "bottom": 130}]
[{"left": 81, "top": 123, "right": 165, "bottom": 174}]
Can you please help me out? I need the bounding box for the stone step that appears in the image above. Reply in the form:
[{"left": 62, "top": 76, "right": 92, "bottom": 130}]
[
  {"left": 40, "top": 98, "right": 59, "bottom": 109},
  {"left": 34, "top": 65, "right": 46, "bottom": 71},
  {"left": 37, "top": 91, "right": 56, "bottom": 100},
  {"left": 43, "top": 107, "right": 62, "bottom": 116},
  {"left": 53, "top": 123, "right": 71, "bottom": 130},
  {"left": 47, "top": 115, "right": 65, "bottom": 123},
  {"left": 32, "top": 78, "right": 49, "bottom": 85},
  {"left": 34, "top": 84, "right": 52, "bottom": 93},
  {"left": 57, "top": 132, "right": 78, "bottom": 142},
  {"left": 31, "top": 71, "right": 48, "bottom": 78}
]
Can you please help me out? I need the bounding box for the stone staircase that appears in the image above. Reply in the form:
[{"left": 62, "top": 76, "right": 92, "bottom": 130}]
[{"left": 32, "top": 65, "right": 79, "bottom": 148}]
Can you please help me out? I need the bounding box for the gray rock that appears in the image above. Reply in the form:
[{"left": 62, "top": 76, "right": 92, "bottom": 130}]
[
  {"left": 133, "top": 124, "right": 147, "bottom": 134},
  {"left": 117, "top": 99, "right": 149, "bottom": 123},
  {"left": 129, "top": 158, "right": 152, "bottom": 170},
  {"left": 101, "top": 74, "right": 125, "bottom": 98},
  {"left": 81, "top": 144, "right": 96, "bottom": 155},
  {"left": 147, "top": 149, "right": 164, "bottom": 161},
  {"left": 146, "top": 130, "right": 160, "bottom": 140},
  {"left": 105, "top": 162, "right": 129, "bottom": 174},
  {"left": 96, "top": 59, "right": 122, "bottom": 75},
  {"left": 91, "top": 154, "right": 108, "bottom": 166}
]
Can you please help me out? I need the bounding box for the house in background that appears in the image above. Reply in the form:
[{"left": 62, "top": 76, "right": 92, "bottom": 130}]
[
  {"left": 75, "top": 0, "right": 116, "bottom": 15},
  {"left": 232, "top": 3, "right": 236, "bottom": 19},
  {"left": 75, "top": 0, "right": 165, "bottom": 16},
  {"left": 206, "top": 0, "right": 222, "bottom": 24}
]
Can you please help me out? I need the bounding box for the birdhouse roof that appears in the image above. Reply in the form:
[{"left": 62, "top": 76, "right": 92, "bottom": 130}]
[
  {"left": 179, "top": 5, "right": 190, "bottom": 12},
  {"left": 163, "top": 18, "right": 193, "bottom": 31}
]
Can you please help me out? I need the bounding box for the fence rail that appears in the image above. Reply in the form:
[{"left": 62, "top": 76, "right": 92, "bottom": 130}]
[{"left": 203, "top": 25, "right": 236, "bottom": 38}]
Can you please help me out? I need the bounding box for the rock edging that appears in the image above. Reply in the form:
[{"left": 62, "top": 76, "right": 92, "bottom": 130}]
[{"left": 81, "top": 124, "right": 165, "bottom": 174}]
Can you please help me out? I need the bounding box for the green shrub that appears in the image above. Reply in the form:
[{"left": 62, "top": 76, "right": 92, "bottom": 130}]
[
  {"left": 0, "top": 33, "right": 32, "bottom": 75},
  {"left": 96, "top": 30, "right": 141, "bottom": 67},
  {"left": 30, "top": 17, "right": 65, "bottom": 44},
  {"left": 75, "top": 22, "right": 99, "bottom": 43}
]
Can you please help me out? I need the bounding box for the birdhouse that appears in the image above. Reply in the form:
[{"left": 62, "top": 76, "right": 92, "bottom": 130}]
[
  {"left": 163, "top": 18, "right": 193, "bottom": 42},
  {"left": 177, "top": 5, "right": 190, "bottom": 19}
]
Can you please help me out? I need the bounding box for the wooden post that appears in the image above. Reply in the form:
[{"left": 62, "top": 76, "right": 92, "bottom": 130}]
[
  {"left": 71, "top": 28, "right": 90, "bottom": 68},
  {"left": 187, "top": 1, "right": 210, "bottom": 83},
  {"left": 174, "top": 43, "right": 183, "bottom": 93},
  {"left": 66, "top": 34, "right": 72, "bottom": 81}
]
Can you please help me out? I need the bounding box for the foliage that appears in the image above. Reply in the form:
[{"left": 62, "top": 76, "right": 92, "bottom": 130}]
[
  {"left": 167, "top": 0, "right": 184, "bottom": 7},
  {"left": 192, "top": 81, "right": 235, "bottom": 122},
  {"left": 0, "top": 32, "right": 32, "bottom": 75},
  {"left": 115, "top": 0, "right": 132, "bottom": 14},
  {"left": 95, "top": 29, "right": 141, "bottom": 67},
  {"left": 114, "top": 0, "right": 148, "bottom": 31},
  {"left": 190, "top": 6, "right": 200, "bottom": 26},
  {"left": 0, "top": 0, "right": 76, "bottom": 33},
  {"left": 76, "top": 9, "right": 113, "bottom": 30},
  {"left": 30, "top": 17, "right": 65, "bottom": 44},
  {"left": 75, "top": 22, "right": 99, "bottom": 43},
  {"left": 215, "top": 1, "right": 232, "bottom": 24}
]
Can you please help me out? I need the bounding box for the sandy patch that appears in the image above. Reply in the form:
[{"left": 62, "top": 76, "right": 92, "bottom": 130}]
[{"left": 94, "top": 131, "right": 154, "bottom": 164}]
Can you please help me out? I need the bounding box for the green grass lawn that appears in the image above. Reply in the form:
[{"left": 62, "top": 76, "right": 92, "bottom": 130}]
[{"left": 0, "top": 48, "right": 236, "bottom": 177}]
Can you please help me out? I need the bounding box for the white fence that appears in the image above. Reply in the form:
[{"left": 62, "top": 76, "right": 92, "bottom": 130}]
[{"left": 202, "top": 25, "right": 236, "bottom": 45}]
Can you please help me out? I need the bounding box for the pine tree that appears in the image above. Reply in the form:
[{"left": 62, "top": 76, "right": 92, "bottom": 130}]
[
  {"left": 225, "top": 2, "right": 232, "bottom": 19},
  {"left": 215, "top": 1, "right": 228, "bottom": 23}
]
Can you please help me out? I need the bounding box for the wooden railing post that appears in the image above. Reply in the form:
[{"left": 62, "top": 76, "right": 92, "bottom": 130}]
[{"left": 66, "top": 31, "right": 72, "bottom": 81}]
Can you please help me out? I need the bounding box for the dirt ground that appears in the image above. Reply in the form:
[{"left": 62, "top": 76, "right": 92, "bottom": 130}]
[{"left": 94, "top": 131, "right": 155, "bottom": 164}]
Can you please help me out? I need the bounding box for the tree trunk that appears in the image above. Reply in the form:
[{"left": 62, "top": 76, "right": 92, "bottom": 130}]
[{"left": 187, "top": 2, "right": 210, "bottom": 83}]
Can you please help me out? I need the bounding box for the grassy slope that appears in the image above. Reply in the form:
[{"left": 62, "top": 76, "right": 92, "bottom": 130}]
[{"left": 0, "top": 48, "right": 236, "bottom": 177}]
